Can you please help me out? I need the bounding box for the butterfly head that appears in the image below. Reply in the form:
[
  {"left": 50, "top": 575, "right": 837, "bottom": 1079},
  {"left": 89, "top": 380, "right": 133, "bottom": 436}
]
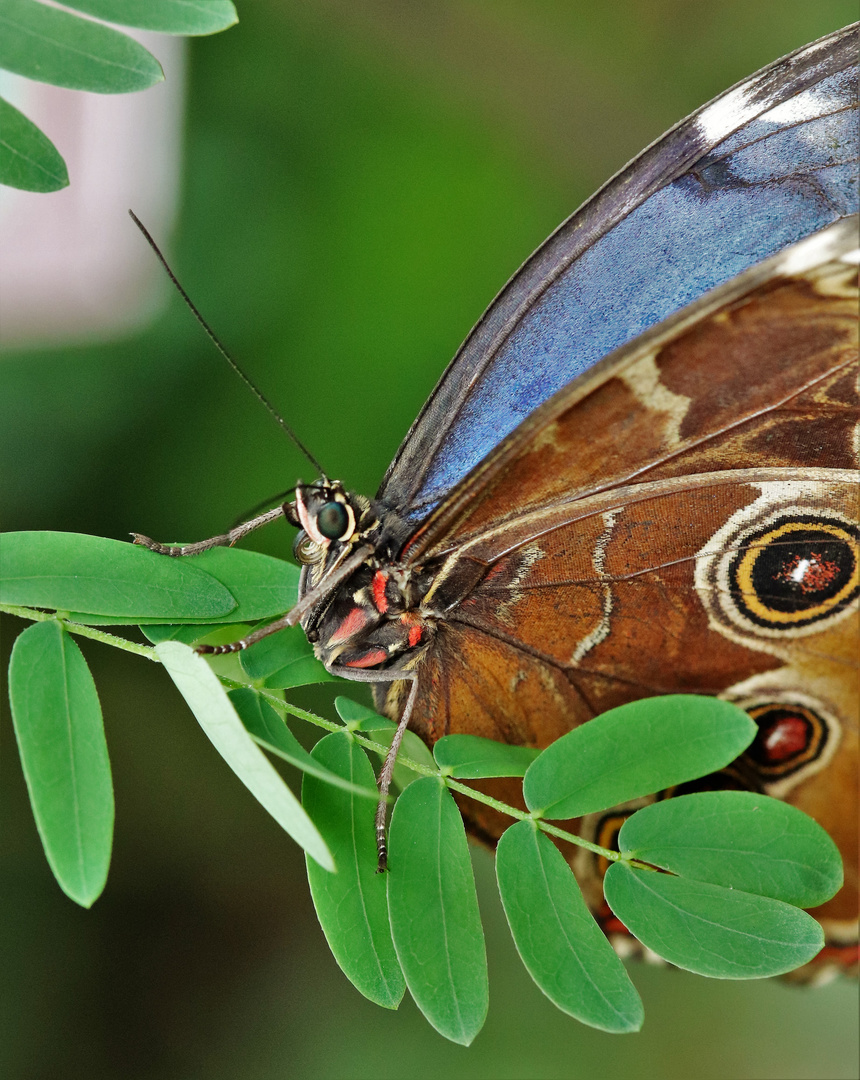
[
  {"left": 288, "top": 480, "right": 366, "bottom": 568},
  {"left": 284, "top": 479, "right": 434, "bottom": 672}
]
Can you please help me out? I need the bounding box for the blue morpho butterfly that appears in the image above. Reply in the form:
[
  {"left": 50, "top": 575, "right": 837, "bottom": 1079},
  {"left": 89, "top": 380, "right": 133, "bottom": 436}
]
[{"left": 137, "top": 25, "right": 859, "bottom": 974}]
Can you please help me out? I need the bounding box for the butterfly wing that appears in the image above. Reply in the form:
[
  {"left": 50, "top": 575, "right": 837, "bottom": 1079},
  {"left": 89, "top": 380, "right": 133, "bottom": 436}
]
[
  {"left": 375, "top": 219, "right": 859, "bottom": 970},
  {"left": 378, "top": 24, "right": 858, "bottom": 523}
]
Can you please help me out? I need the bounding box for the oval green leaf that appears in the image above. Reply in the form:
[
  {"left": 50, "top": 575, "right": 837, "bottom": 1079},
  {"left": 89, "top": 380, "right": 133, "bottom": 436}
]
[
  {"left": 98, "top": 545, "right": 297, "bottom": 626},
  {"left": 0, "top": 94, "right": 68, "bottom": 191},
  {"left": 434, "top": 733, "right": 539, "bottom": 779},
  {"left": 8, "top": 621, "right": 113, "bottom": 907},
  {"left": 1, "top": 532, "right": 236, "bottom": 620},
  {"left": 387, "top": 777, "right": 488, "bottom": 1045},
  {"left": 239, "top": 624, "right": 335, "bottom": 688},
  {"left": 55, "top": 0, "right": 238, "bottom": 35},
  {"left": 334, "top": 697, "right": 379, "bottom": 728},
  {"left": 0, "top": 0, "right": 163, "bottom": 93},
  {"left": 303, "top": 732, "right": 406, "bottom": 1009},
  {"left": 523, "top": 696, "right": 756, "bottom": 819},
  {"left": 334, "top": 697, "right": 436, "bottom": 789},
  {"left": 496, "top": 821, "right": 642, "bottom": 1033},
  {"left": 71, "top": 544, "right": 298, "bottom": 625},
  {"left": 155, "top": 641, "right": 333, "bottom": 871},
  {"left": 229, "top": 688, "right": 376, "bottom": 799},
  {"left": 172, "top": 545, "right": 299, "bottom": 623},
  {"left": 619, "top": 791, "right": 843, "bottom": 908},
  {"left": 603, "top": 862, "right": 824, "bottom": 979}
]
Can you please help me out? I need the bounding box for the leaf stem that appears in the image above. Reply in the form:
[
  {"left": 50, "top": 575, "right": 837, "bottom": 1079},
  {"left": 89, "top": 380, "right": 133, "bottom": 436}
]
[
  {"left": 281, "top": 695, "right": 620, "bottom": 860},
  {"left": 1, "top": 604, "right": 158, "bottom": 660},
  {"left": 1, "top": 604, "right": 622, "bottom": 861}
]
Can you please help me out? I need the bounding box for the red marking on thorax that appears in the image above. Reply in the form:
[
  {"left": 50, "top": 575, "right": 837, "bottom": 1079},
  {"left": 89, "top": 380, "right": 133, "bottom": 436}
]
[
  {"left": 329, "top": 606, "right": 370, "bottom": 645},
  {"left": 344, "top": 648, "right": 388, "bottom": 669},
  {"left": 398, "top": 611, "right": 424, "bottom": 648},
  {"left": 371, "top": 570, "right": 389, "bottom": 613}
]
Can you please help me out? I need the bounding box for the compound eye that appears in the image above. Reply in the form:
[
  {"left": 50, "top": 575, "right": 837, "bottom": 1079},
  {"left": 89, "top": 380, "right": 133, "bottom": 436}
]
[
  {"left": 293, "top": 531, "right": 320, "bottom": 564},
  {"left": 316, "top": 500, "right": 351, "bottom": 541}
]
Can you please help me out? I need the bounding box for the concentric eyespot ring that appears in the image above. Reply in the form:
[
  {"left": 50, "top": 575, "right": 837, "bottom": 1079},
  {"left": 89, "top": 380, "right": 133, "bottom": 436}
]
[
  {"left": 728, "top": 517, "right": 859, "bottom": 630},
  {"left": 696, "top": 497, "right": 860, "bottom": 641},
  {"left": 722, "top": 690, "right": 842, "bottom": 797},
  {"left": 742, "top": 700, "right": 836, "bottom": 786}
]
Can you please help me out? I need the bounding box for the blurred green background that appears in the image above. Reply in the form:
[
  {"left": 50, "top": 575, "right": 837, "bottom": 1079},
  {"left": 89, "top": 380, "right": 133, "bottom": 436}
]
[{"left": 2, "top": 2, "right": 858, "bottom": 1077}]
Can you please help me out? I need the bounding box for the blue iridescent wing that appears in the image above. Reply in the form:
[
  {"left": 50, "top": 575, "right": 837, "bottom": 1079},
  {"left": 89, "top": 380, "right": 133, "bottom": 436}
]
[{"left": 377, "top": 24, "right": 858, "bottom": 521}]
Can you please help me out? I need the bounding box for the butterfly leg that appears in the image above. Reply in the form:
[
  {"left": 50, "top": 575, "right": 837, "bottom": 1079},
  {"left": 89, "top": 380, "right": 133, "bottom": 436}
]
[
  {"left": 375, "top": 675, "right": 419, "bottom": 873},
  {"left": 131, "top": 505, "right": 287, "bottom": 556}
]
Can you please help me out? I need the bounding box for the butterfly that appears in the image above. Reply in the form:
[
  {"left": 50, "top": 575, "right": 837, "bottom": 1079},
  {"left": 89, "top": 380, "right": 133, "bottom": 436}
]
[{"left": 136, "top": 24, "right": 859, "bottom": 978}]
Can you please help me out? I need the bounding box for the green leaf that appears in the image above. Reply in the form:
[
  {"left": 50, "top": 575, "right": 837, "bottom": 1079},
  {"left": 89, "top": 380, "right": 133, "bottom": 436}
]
[
  {"left": 618, "top": 791, "right": 843, "bottom": 908},
  {"left": 434, "top": 733, "right": 539, "bottom": 779},
  {"left": 0, "top": 94, "right": 68, "bottom": 191},
  {"left": 496, "top": 821, "right": 642, "bottom": 1033},
  {"left": 333, "top": 696, "right": 385, "bottom": 729},
  {"left": 140, "top": 623, "right": 251, "bottom": 645},
  {"left": 155, "top": 641, "right": 333, "bottom": 871},
  {"left": 169, "top": 545, "right": 299, "bottom": 623},
  {"left": 0, "top": 0, "right": 163, "bottom": 93},
  {"left": 303, "top": 732, "right": 406, "bottom": 1009},
  {"left": 54, "top": 0, "right": 238, "bottom": 35},
  {"left": 8, "top": 620, "right": 113, "bottom": 907},
  {"left": 239, "top": 624, "right": 335, "bottom": 688},
  {"left": 109, "top": 544, "right": 298, "bottom": 626},
  {"left": 1, "top": 532, "right": 236, "bottom": 620},
  {"left": 334, "top": 697, "right": 436, "bottom": 790},
  {"left": 523, "top": 696, "right": 756, "bottom": 819},
  {"left": 603, "top": 862, "right": 824, "bottom": 979},
  {"left": 68, "top": 546, "right": 299, "bottom": 625},
  {"left": 228, "top": 688, "right": 376, "bottom": 799},
  {"left": 387, "top": 777, "right": 488, "bottom": 1045}
]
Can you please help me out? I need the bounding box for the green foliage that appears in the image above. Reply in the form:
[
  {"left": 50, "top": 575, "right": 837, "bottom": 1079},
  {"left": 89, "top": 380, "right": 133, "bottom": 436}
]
[
  {"left": 239, "top": 624, "right": 338, "bottom": 689},
  {"left": 8, "top": 620, "right": 113, "bottom": 906},
  {"left": 335, "top": 696, "right": 437, "bottom": 789},
  {"left": 0, "top": 95, "right": 68, "bottom": 191},
  {"left": 0, "top": 0, "right": 162, "bottom": 92},
  {"left": 155, "top": 641, "right": 333, "bottom": 871},
  {"left": 1, "top": 531, "right": 299, "bottom": 623},
  {"left": 55, "top": 0, "right": 237, "bottom": 35},
  {"left": 387, "top": 777, "right": 489, "bottom": 1046},
  {"left": 617, "top": 790, "right": 843, "bottom": 907},
  {"left": 1, "top": 533, "right": 845, "bottom": 1043},
  {"left": 523, "top": 695, "right": 757, "bottom": 818},
  {"left": 303, "top": 733, "right": 405, "bottom": 1010},
  {"left": 0, "top": 0, "right": 237, "bottom": 191},
  {"left": 434, "top": 732, "right": 540, "bottom": 778},
  {"left": 496, "top": 821, "right": 643, "bottom": 1033},
  {"left": 229, "top": 688, "right": 376, "bottom": 799},
  {"left": 603, "top": 864, "right": 825, "bottom": 979}
]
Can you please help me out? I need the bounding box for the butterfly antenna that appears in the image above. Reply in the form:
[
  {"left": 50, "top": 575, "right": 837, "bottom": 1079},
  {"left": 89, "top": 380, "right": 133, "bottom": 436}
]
[{"left": 129, "top": 209, "right": 326, "bottom": 478}]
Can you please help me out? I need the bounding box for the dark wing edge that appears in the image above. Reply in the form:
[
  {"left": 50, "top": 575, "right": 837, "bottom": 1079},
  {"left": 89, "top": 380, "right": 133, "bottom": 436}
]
[{"left": 377, "top": 22, "right": 858, "bottom": 512}]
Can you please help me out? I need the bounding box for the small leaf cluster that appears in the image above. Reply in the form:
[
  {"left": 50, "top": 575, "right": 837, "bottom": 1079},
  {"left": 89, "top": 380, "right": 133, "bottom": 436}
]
[
  {"left": 1, "top": 532, "right": 844, "bottom": 1043},
  {"left": 0, "top": 0, "right": 237, "bottom": 192}
]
